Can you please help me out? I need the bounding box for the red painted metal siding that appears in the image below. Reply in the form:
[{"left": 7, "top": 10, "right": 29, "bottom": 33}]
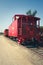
[{"left": 8, "top": 20, "right": 18, "bottom": 37}]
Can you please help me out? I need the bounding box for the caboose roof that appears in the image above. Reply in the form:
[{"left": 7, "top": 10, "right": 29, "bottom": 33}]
[{"left": 14, "top": 14, "right": 40, "bottom": 20}]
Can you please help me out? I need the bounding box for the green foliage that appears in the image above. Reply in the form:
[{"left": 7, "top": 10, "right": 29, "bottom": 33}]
[
  {"left": 40, "top": 26, "right": 43, "bottom": 28},
  {"left": 26, "top": 10, "right": 37, "bottom": 17},
  {"left": 32, "top": 10, "right": 37, "bottom": 17},
  {"left": 26, "top": 9, "right": 31, "bottom": 15}
]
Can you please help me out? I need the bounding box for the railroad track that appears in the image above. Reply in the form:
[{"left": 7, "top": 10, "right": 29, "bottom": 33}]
[
  {"left": 30, "top": 47, "right": 43, "bottom": 57},
  {"left": 24, "top": 46, "right": 43, "bottom": 65},
  {"left": 21, "top": 42, "right": 43, "bottom": 57}
]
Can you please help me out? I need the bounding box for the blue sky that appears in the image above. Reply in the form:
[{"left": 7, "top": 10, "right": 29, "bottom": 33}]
[{"left": 0, "top": 0, "right": 43, "bottom": 32}]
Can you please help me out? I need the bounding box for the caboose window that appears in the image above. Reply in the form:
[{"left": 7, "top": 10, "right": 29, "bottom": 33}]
[
  {"left": 22, "top": 17, "right": 26, "bottom": 22},
  {"left": 37, "top": 20, "right": 39, "bottom": 25},
  {"left": 28, "top": 18, "right": 32, "bottom": 25},
  {"left": 36, "top": 20, "right": 40, "bottom": 28},
  {"left": 18, "top": 18, "right": 21, "bottom": 28},
  {"left": 22, "top": 24, "right": 26, "bottom": 35}
]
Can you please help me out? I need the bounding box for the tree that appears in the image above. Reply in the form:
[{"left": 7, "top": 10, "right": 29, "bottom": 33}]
[
  {"left": 32, "top": 10, "right": 37, "bottom": 16},
  {"left": 26, "top": 10, "right": 37, "bottom": 17},
  {"left": 26, "top": 9, "right": 31, "bottom": 15}
]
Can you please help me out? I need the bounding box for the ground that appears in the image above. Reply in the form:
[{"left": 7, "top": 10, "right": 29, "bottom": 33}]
[{"left": 0, "top": 35, "right": 43, "bottom": 65}]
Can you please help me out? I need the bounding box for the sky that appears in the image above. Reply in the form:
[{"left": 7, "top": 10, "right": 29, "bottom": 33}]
[{"left": 0, "top": 0, "right": 43, "bottom": 32}]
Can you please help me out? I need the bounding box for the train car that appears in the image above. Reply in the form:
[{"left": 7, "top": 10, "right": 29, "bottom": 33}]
[
  {"left": 4, "top": 29, "right": 8, "bottom": 37},
  {"left": 8, "top": 14, "right": 40, "bottom": 46}
]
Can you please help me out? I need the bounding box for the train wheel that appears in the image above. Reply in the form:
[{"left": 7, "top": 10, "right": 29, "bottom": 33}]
[
  {"left": 31, "top": 38, "right": 39, "bottom": 47},
  {"left": 34, "top": 42, "right": 39, "bottom": 48},
  {"left": 13, "top": 37, "right": 16, "bottom": 41}
]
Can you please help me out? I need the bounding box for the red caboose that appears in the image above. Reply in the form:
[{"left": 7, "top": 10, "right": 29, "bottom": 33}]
[{"left": 8, "top": 15, "right": 40, "bottom": 46}]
